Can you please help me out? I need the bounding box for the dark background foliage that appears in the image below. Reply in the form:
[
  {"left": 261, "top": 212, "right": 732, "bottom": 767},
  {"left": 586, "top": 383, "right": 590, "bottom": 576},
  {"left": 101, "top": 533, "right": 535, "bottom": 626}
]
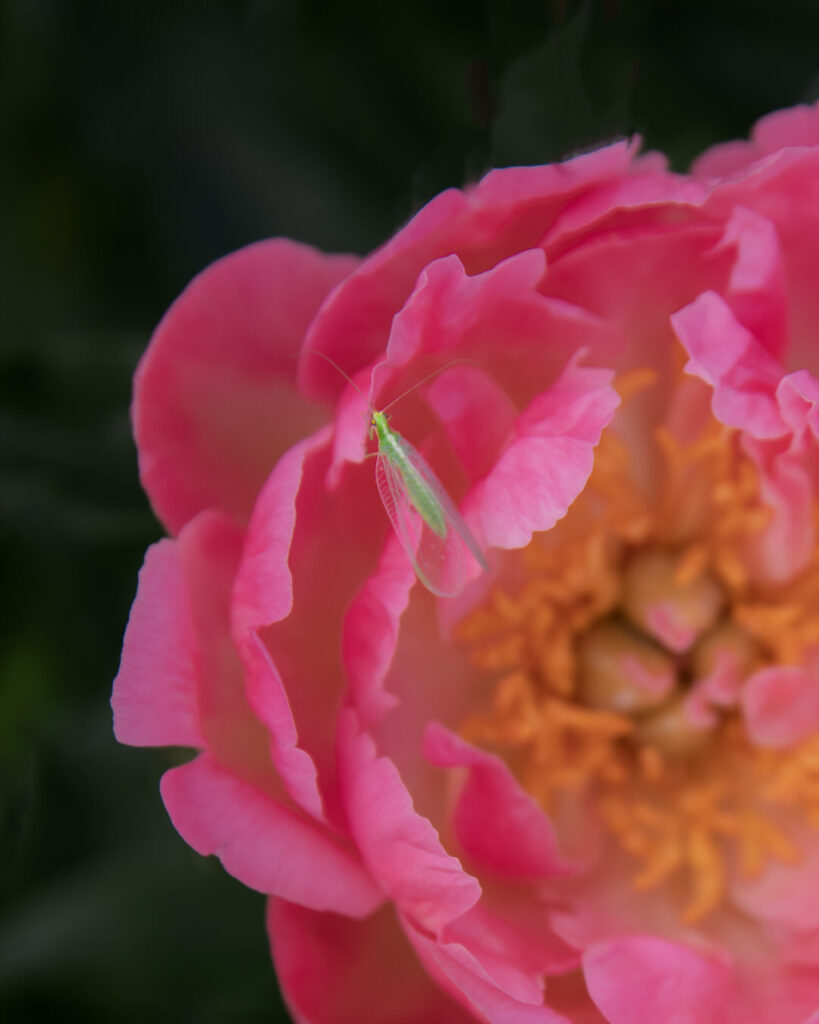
[{"left": 1, "top": 1, "right": 817, "bottom": 1020}]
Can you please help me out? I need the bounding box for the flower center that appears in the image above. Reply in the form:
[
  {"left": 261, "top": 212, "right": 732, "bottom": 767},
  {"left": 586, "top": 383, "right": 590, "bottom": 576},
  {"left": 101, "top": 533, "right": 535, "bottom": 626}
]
[{"left": 458, "top": 371, "right": 819, "bottom": 923}]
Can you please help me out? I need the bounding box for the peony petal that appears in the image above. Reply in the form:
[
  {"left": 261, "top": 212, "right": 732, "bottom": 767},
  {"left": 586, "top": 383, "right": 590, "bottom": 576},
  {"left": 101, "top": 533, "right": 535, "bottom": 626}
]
[
  {"left": 425, "top": 363, "right": 518, "bottom": 482},
  {"left": 743, "top": 666, "right": 819, "bottom": 748},
  {"left": 700, "top": 145, "right": 819, "bottom": 377},
  {"left": 325, "top": 250, "right": 620, "bottom": 495},
  {"left": 731, "top": 838, "right": 819, "bottom": 934},
  {"left": 135, "top": 239, "right": 357, "bottom": 533},
  {"left": 672, "top": 290, "right": 787, "bottom": 438},
  {"left": 403, "top": 915, "right": 572, "bottom": 1024},
  {"left": 160, "top": 752, "right": 382, "bottom": 917},
  {"left": 231, "top": 428, "right": 386, "bottom": 823},
  {"left": 268, "top": 900, "right": 476, "bottom": 1024},
  {"left": 542, "top": 168, "right": 706, "bottom": 257},
  {"left": 337, "top": 709, "right": 481, "bottom": 935},
  {"left": 583, "top": 935, "right": 732, "bottom": 1024},
  {"left": 466, "top": 353, "right": 619, "bottom": 549},
  {"left": 715, "top": 205, "right": 788, "bottom": 360},
  {"left": 342, "top": 536, "right": 415, "bottom": 727},
  {"left": 423, "top": 723, "right": 578, "bottom": 880},
  {"left": 112, "top": 535, "right": 204, "bottom": 749},
  {"left": 301, "top": 142, "right": 647, "bottom": 400},
  {"left": 693, "top": 101, "right": 819, "bottom": 180},
  {"left": 778, "top": 369, "right": 819, "bottom": 441}
]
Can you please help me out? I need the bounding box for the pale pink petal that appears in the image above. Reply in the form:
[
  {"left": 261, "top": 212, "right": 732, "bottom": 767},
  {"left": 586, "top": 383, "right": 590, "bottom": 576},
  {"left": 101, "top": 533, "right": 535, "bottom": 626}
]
[
  {"left": 112, "top": 535, "right": 205, "bottom": 749},
  {"left": 583, "top": 935, "right": 732, "bottom": 1024},
  {"left": 730, "top": 837, "right": 819, "bottom": 934},
  {"left": 715, "top": 205, "right": 788, "bottom": 360},
  {"left": 337, "top": 709, "right": 481, "bottom": 935},
  {"left": 700, "top": 147, "right": 819, "bottom": 377},
  {"left": 741, "top": 433, "right": 816, "bottom": 584},
  {"left": 672, "top": 290, "right": 787, "bottom": 438},
  {"left": 301, "top": 142, "right": 646, "bottom": 400},
  {"left": 403, "top": 916, "right": 572, "bottom": 1024},
  {"left": 778, "top": 369, "right": 819, "bottom": 441},
  {"left": 268, "top": 900, "right": 476, "bottom": 1024},
  {"left": 423, "top": 723, "right": 578, "bottom": 880},
  {"left": 742, "top": 666, "right": 819, "bottom": 748},
  {"left": 160, "top": 752, "right": 382, "bottom": 917},
  {"left": 466, "top": 354, "right": 619, "bottom": 549},
  {"left": 135, "top": 239, "right": 357, "bottom": 533}
]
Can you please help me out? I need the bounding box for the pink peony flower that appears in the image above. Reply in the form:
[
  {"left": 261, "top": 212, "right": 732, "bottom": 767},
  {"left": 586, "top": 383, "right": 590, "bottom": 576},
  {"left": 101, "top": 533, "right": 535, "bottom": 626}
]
[{"left": 113, "top": 104, "right": 819, "bottom": 1023}]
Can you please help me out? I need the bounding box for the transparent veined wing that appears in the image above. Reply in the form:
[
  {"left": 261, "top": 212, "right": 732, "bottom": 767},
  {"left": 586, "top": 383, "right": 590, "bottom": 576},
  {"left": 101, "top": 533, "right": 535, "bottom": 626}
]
[{"left": 374, "top": 432, "right": 487, "bottom": 597}]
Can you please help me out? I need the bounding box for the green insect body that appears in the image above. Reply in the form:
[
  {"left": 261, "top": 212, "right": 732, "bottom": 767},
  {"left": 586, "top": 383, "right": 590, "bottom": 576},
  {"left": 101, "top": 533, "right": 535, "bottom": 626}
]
[
  {"left": 370, "top": 410, "right": 447, "bottom": 538},
  {"left": 305, "top": 349, "right": 487, "bottom": 596}
]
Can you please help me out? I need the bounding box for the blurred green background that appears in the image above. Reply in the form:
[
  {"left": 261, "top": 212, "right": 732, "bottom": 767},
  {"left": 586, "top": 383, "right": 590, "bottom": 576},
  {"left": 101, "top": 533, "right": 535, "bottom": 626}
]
[{"left": 1, "top": 1, "right": 817, "bottom": 1021}]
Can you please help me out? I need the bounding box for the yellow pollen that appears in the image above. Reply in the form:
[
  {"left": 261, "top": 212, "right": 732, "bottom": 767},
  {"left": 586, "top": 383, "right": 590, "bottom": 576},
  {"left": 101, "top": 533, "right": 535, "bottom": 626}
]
[{"left": 457, "top": 367, "right": 819, "bottom": 924}]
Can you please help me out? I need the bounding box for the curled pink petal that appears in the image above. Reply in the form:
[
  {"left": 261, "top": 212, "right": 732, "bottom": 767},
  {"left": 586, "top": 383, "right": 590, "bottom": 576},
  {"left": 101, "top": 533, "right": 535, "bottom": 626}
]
[
  {"left": 466, "top": 353, "right": 619, "bottom": 549},
  {"left": 403, "top": 914, "right": 572, "bottom": 1024},
  {"left": 161, "top": 752, "right": 382, "bottom": 917},
  {"left": 338, "top": 709, "right": 481, "bottom": 936},
  {"left": 423, "top": 723, "right": 577, "bottom": 880},
  {"left": 672, "top": 290, "right": 787, "bottom": 438}
]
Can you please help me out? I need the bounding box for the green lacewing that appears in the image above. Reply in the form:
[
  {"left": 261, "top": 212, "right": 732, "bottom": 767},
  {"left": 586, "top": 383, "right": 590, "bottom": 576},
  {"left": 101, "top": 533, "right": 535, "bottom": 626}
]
[{"left": 309, "top": 352, "right": 488, "bottom": 597}]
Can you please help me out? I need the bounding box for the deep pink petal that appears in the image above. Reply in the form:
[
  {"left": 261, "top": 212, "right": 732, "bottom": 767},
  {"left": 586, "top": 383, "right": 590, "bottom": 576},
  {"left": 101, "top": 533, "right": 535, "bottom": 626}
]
[
  {"left": 423, "top": 723, "right": 578, "bottom": 880},
  {"left": 672, "top": 290, "right": 787, "bottom": 438},
  {"left": 542, "top": 169, "right": 706, "bottom": 257},
  {"left": 135, "top": 239, "right": 357, "bottom": 533},
  {"left": 301, "top": 142, "right": 647, "bottom": 400},
  {"left": 465, "top": 354, "right": 619, "bottom": 549},
  {"left": 442, "top": 901, "right": 580, "bottom": 996},
  {"left": 380, "top": 249, "right": 547, "bottom": 371},
  {"left": 715, "top": 205, "right": 788, "bottom": 360},
  {"left": 425, "top": 363, "right": 518, "bottom": 482},
  {"left": 337, "top": 709, "right": 481, "bottom": 935},
  {"left": 403, "top": 916, "right": 572, "bottom": 1024},
  {"left": 112, "top": 535, "right": 205, "bottom": 749},
  {"left": 268, "top": 900, "right": 476, "bottom": 1024},
  {"left": 342, "top": 537, "right": 416, "bottom": 727},
  {"left": 583, "top": 935, "right": 732, "bottom": 1024},
  {"left": 326, "top": 251, "right": 620, "bottom": 497},
  {"left": 700, "top": 146, "right": 819, "bottom": 377},
  {"left": 231, "top": 429, "right": 386, "bottom": 822},
  {"left": 693, "top": 102, "right": 819, "bottom": 180},
  {"left": 160, "top": 752, "right": 382, "bottom": 916},
  {"left": 543, "top": 220, "right": 728, "bottom": 397},
  {"left": 743, "top": 666, "right": 819, "bottom": 748}
]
